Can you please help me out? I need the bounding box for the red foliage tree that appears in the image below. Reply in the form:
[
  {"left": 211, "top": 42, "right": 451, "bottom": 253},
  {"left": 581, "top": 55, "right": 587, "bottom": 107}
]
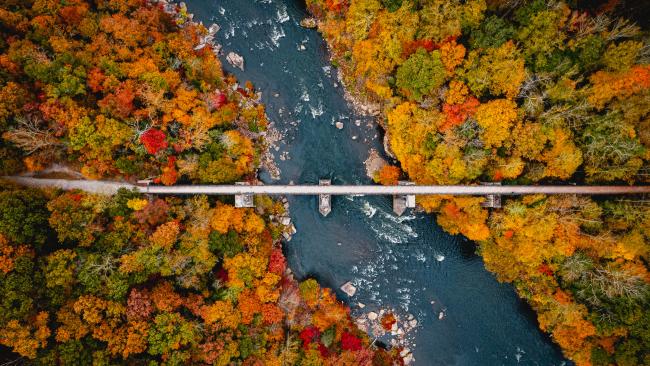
[
  {"left": 538, "top": 264, "right": 554, "bottom": 277},
  {"left": 140, "top": 129, "right": 168, "bottom": 155},
  {"left": 341, "top": 331, "right": 362, "bottom": 351},
  {"left": 160, "top": 156, "right": 178, "bottom": 186},
  {"left": 325, "top": 0, "right": 348, "bottom": 14},
  {"left": 267, "top": 248, "right": 286, "bottom": 275},
  {"left": 375, "top": 165, "right": 401, "bottom": 186},
  {"left": 98, "top": 83, "right": 136, "bottom": 118},
  {"left": 126, "top": 288, "right": 153, "bottom": 321},
  {"left": 209, "top": 92, "right": 227, "bottom": 111},
  {"left": 441, "top": 97, "right": 480, "bottom": 131},
  {"left": 402, "top": 36, "right": 458, "bottom": 59},
  {"left": 133, "top": 198, "right": 169, "bottom": 227},
  {"left": 402, "top": 39, "right": 435, "bottom": 59},
  {"left": 318, "top": 343, "right": 329, "bottom": 357},
  {"left": 87, "top": 68, "right": 106, "bottom": 93},
  {"left": 299, "top": 326, "right": 320, "bottom": 349}
]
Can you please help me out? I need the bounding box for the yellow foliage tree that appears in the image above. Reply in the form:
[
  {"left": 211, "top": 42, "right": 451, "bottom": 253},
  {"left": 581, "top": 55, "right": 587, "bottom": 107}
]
[{"left": 474, "top": 99, "right": 519, "bottom": 148}]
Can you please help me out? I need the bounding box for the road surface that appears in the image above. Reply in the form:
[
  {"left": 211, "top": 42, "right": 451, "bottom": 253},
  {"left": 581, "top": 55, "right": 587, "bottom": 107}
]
[{"left": 4, "top": 177, "right": 650, "bottom": 196}]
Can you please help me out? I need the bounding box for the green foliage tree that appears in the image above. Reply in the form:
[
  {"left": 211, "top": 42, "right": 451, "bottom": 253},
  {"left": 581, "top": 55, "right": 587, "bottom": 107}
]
[
  {"left": 381, "top": 0, "right": 402, "bottom": 12},
  {"left": 0, "top": 188, "right": 50, "bottom": 247},
  {"left": 581, "top": 112, "right": 645, "bottom": 182},
  {"left": 147, "top": 312, "right": 199, "bottom": 357},
  {"left": 469, "top": 15, "right": 515, "bottom": 49},
  {"left": 396, "top": 49, "right": 446, "bottom": 101}
]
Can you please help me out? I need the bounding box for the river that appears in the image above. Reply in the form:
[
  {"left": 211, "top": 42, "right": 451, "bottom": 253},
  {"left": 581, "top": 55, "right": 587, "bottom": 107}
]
[{"left": 185, "top": 1, "right": 569, "bottom": 364}]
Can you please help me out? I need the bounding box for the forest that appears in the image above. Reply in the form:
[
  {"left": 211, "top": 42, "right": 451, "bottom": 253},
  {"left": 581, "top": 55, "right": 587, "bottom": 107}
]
[
  {"left": 0, "top": 0, "right": 400, "bottom": 364},
  {"left": 0, "top": 185, "right": 400, "bottom": 365},
  {"left": 306, "top": 0, "right": 650, "bottom": 365}
]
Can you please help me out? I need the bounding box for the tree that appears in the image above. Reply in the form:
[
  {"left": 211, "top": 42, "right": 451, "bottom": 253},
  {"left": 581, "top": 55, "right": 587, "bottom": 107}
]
[
  {"left": 474, "top": 99, "right": 519, "bottom": 148},
  {"left": 588, "top": 65, "right": 650, "bottom": 110},
  {"left": 140, "top": 128, "right": 168, "bottom": 155},
  {"left": 2, "top": 114, "right": 62, "bottom": 154},
  {"left": 435, "top": 197, "right": 490, "bottom": 241},
  {"left": 416, "top": 0, "right": 463, "bottom": 42},
  {"left": 150, "top": 221, "right": 180, "bottom": 249},
  {"left": 374, "top": 165, "right": 401, "bottom": 185},
  {"left": 147, "top": 312, "right": 198, "bottom": 357},
  {"left": 515, "top": 7, "right": 568, "bottom": 69},
  {"left": 344, "top": 0, "right": 381, "bottom": 41},
  {"left": 0, "top": 188, "right": 50, "bottom": 247},
  {"left": 602, "top": 41, "right": 644, "bottom": 71},
  {"left": 43, "top": 249, "right": 77, "bottom": 293},
  {"left": 381, "top": 0, "right": 402, "bottom": 12},
  {"left": 0, "top": 312, "right": 50, "bottom": 359},
  {"left": 469, "top": 15, "right": 516, "bottom": 49},
  {"left": 540, "top": 128, "right": 583, "bottom": 180},
  {"left": 396, "top": 49, "right": 447, "bottom": 101},
  {"left": 461, "top": 41, "right": 525, "bottom": 99},
  {"left": 581, "top": 112, "right": 644, "bottom": 182},
  {"left": 47, "top": 192, "right": 99, "bottom": 247}
]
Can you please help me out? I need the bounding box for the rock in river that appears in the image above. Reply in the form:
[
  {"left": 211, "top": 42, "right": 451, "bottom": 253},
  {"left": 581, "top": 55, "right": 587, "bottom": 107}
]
[
  {"left": 226, "top": 52, "right": 244, "bottom": 71},
  {"left": 340, "top": 281, "right": 356, "bottom": 297}
]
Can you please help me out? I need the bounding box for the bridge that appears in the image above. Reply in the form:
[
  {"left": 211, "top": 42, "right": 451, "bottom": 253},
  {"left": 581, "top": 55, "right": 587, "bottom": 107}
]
[{"left": 4, "top": 176, "right": 650, "bottom": 216}]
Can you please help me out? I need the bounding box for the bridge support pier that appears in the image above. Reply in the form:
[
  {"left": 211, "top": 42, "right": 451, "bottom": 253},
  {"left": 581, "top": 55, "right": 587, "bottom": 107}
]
[
  {"left": 318, "top": 179, "right": 332, "bottom": 216},
  {"left": 393, "top": 181, "right": 416, "bottom": 216},
  {"left": 234, "top": 182, "right": 255, "bottom": 208},
  {"left": 480, "top": 182, "right": 502, "bottom": 208}
]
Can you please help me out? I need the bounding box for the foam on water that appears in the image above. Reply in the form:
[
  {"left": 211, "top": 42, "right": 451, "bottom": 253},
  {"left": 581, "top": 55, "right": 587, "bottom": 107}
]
[
  {"left": 309, "top": 101, "right": 324, "bottom": 118},
  {"left": 269, "top": 25, "right": 285, "bottom": 47},
  {"left": 276, "top": 4, "right": 290, "bottom": 23},
  {"left": 299, "top": 86, "right": 310, "bottom": 102},
  {"left": 515, "top": 347, "right": 526, "bottom": 363},
  {"left": 224, "top": 23, "right": 236, "bottom": 39},
  {"left": 344, "top": 194, "right": 364, "bottom": 201}
]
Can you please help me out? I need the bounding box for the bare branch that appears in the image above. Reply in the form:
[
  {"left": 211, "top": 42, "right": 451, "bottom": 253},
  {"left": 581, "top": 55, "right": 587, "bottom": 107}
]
[
  {"left": 2, "top": 115, "right": 62, "bottom": 154},
  {"left": 606, "top": 17, "right": 641, "bottom": 41}
]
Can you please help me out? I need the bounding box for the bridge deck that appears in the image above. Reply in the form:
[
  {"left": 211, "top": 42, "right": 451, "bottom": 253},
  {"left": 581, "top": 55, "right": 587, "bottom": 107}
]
[{"left": 4, "top": 177, "right": 650, "bottom": 196}]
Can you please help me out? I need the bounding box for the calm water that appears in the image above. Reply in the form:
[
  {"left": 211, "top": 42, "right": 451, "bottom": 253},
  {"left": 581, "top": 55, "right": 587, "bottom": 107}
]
[{"left": 186, "top": 1, "right": 569, "bottom": 364}]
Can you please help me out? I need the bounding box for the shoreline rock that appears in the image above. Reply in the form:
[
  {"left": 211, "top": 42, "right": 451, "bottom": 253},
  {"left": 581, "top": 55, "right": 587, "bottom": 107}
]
[
  {"left": 300, "top": 17, "right": 317, "bottom": 29},
  {"left": 364, "top": 148, "right": 387, "bottom": 180}
]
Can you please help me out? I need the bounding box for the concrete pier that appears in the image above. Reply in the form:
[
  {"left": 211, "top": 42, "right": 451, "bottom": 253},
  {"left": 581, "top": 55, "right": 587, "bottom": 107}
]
[
  {"left": 234, "top": 182, "right": 255, "bottom": 208},
  {"left": 393, "top": 181, "right": 417, "bottom": 216},
  {"left": 318, "top": 179, "right": 332, "bottom": 216}
]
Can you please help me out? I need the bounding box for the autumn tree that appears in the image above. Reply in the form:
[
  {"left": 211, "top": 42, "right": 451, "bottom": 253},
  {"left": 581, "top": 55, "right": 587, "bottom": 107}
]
[
  {"left": 396, "top": 49, "right": 447, "bottom": 101},
  {"left": 0, "top": 188, "right": 50, "bottom": 247},
  {"left": 461, "top": 41, "right": 525, "bottom": 99}
]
